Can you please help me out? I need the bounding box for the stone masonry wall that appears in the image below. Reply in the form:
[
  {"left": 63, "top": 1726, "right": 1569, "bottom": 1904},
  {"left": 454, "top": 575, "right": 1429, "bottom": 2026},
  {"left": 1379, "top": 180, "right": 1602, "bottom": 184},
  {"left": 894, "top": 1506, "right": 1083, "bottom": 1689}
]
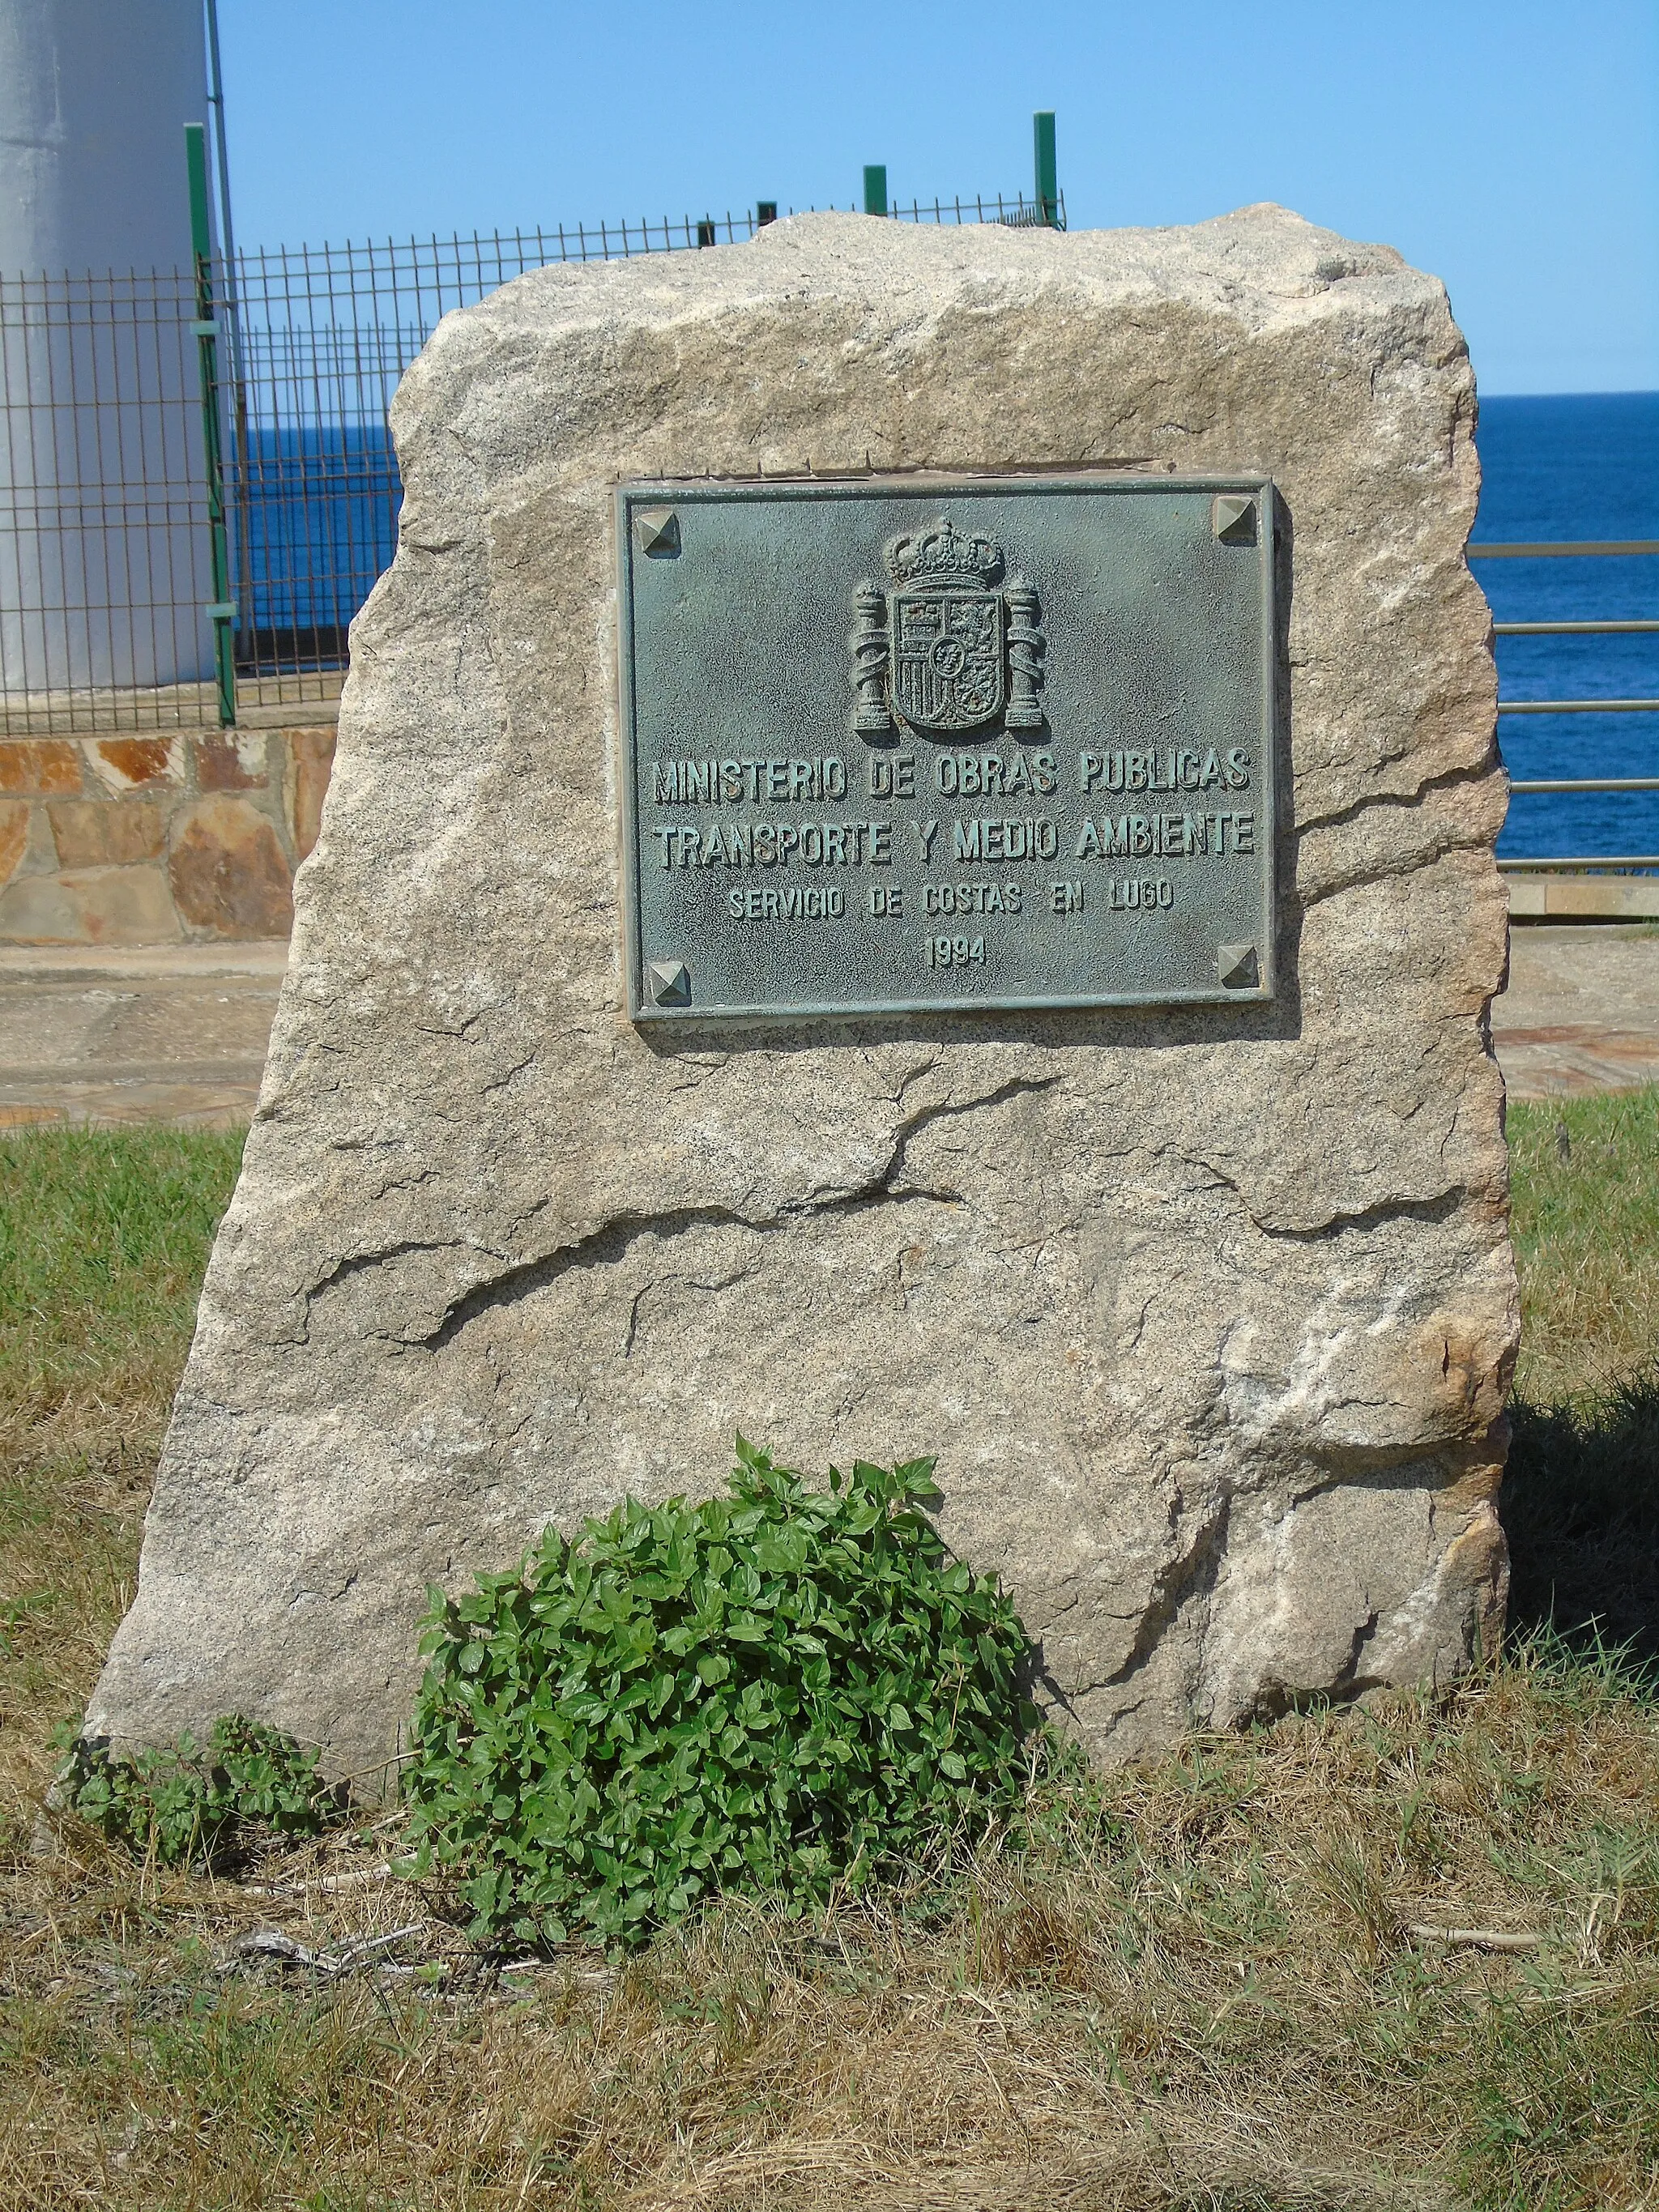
[{"left": 0, "top": 723, "right": 336, "bottom": 943}]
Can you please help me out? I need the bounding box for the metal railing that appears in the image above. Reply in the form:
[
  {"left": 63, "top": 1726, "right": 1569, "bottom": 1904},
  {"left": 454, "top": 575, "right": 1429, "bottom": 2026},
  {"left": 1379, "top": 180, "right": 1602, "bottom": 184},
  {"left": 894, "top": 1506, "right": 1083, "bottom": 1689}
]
[
  {"left": 0, "top": 188, "right": 1064, "bottom": 736},
  {"left": 1470, "top": 539, "right": 1659, "bottom": 877}
]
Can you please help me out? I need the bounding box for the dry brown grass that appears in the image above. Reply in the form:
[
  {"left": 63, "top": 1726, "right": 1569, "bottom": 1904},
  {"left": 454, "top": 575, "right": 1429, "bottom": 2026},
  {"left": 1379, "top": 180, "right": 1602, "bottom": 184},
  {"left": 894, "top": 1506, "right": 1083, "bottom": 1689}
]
[
  {"left": 2, "top": 1117, "right": 1657, "bottom": 2211},
  {"left": 6, "top": 1651, "right": 1659, "bottom": 2210}
]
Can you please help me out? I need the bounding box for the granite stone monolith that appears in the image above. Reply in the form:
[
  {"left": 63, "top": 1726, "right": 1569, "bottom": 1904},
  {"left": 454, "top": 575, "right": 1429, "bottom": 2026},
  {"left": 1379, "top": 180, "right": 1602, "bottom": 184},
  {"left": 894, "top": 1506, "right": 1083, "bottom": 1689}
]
[{"left": 89, "top": 207, "right": 1516, "bottom": 1778}]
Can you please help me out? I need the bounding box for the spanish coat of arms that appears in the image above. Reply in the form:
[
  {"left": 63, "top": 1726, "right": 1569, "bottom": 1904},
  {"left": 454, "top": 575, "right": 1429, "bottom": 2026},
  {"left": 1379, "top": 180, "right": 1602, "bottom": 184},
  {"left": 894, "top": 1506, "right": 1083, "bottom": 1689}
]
[{"left": 849, "top": 518, "right": 1045, "bottom": 739}]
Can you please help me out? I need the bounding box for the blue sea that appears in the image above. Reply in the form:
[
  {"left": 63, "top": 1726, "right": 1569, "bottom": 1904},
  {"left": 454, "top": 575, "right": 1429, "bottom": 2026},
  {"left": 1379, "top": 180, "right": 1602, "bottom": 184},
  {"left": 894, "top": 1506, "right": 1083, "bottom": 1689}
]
[
  {"left": 1475, "top": 392, "right": 1659, "bottom": 862},
  {"left": 241, "top": 394, "right": 1657, "bottom": 862}
]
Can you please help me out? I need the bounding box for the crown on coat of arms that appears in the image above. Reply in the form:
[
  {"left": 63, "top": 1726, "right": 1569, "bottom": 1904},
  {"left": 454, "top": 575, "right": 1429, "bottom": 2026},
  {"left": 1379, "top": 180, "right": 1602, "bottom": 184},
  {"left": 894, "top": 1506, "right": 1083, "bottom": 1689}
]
[{"left": 884, "top": 518, "right": 1004, "bottom": 590}]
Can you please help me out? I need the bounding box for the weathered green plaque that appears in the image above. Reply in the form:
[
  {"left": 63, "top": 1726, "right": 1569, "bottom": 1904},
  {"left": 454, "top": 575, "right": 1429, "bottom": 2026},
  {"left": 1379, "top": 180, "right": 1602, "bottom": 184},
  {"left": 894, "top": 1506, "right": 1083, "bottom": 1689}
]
[{"left": 616, "top": 475, "right": 1277, "bottom": 1021}]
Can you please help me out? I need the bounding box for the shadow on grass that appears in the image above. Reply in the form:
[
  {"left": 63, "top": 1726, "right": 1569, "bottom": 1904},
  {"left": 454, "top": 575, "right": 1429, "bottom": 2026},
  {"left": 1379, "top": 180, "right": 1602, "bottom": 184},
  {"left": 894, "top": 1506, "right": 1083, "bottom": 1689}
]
[{"left": 1503, "top": 1369, "right": 1659, "bottom": 1661}]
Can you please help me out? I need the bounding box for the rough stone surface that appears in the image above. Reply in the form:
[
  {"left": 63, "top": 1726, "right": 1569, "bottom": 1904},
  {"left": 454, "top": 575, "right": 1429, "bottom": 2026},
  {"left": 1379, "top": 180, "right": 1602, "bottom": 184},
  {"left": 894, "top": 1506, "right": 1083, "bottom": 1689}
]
[{"left": 90, "top": 207, "right": 1516, "bottom": 1779}]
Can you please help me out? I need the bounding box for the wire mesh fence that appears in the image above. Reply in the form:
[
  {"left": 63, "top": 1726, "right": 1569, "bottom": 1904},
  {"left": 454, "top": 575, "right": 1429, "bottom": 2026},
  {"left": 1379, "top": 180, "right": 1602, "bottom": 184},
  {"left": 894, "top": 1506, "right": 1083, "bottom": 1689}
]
[
  {"left": 0, "top": 267, "right": 215, "bottom": 731},
  {"left": 0, "top": 191, "right": 1064, "bottom": 735}
]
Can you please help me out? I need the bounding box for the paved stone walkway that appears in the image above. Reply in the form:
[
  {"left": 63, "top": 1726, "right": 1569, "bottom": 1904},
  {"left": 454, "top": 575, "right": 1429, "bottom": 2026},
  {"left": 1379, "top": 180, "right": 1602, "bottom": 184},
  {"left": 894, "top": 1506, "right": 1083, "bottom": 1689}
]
[
  {"left": 1495, "top": 926, "right": 1659, "bottom": 1101},
  {"left": 0, "top": 942, "right": 287, "bottom": 1127},
  {"left": 0, "top": 926, "right": 1653, "bottom": 1127}
]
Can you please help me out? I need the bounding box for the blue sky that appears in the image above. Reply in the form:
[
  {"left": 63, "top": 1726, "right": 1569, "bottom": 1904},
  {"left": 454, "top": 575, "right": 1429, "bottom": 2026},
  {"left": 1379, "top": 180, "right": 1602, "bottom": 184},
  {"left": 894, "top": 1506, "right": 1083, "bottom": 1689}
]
[{"left": 217, "top": 0, "right": 1657, "bottom": 395}]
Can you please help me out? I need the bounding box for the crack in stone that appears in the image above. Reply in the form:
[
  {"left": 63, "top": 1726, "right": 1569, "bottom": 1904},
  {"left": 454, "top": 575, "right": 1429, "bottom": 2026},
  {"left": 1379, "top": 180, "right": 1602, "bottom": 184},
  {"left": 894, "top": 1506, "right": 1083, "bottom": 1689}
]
[
  {"left": 1254, "top": 1189, "right": 1462, "bottom": 1242},
  {"left": 1293, "top": 762, "right": 1502, "bottom": 909},
  {"left": 399, "top": 1075, "right": 1062, "bottom": 1352},
  {"left": 1294, "top": 758, "right": 1498, "bottom": 843},
  {"left": 1038, "top": 1495, "right": 1231, "bottom": 1723},
  {"left": 1298, "top": 828, "right": 1496, "bottom": 910},
  {"left": 621, "top": 1283, "right": 650, "bottom": 1358},
  {"left": 303, "top": 1238, "right": 482, "bottom": 1314},
  {"left": 479, "top": 1054, "right": 537, "bottom": 1096},
  {"left": 1183, "top": 1152, "right": 1464, "bottom": 1241},
  {"left": 1250, "top": 1608, "right": 1384, "bottom": 1721},
  {"left": 412, "top": 1194, "right": 903, "bottom": 1352},
  {"left": 1090, "top": 1494, "right": 1231, "bottom": 1694},
  {"left": 1285, "top": 1460, "right": 1442, "bottom": 1512}
]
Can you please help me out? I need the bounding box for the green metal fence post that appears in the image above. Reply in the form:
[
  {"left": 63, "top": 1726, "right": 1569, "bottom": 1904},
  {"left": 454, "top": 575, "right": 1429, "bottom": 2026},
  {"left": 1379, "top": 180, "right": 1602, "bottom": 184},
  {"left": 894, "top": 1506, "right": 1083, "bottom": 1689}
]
[
  {"left": 863, "top": 164, "right": 888, "bottom": 217},
  {"left": 1034, "top": 112, "right": 1059, "bottom": 228},
  {"left": 186, "top": 121, "right": 237, "bottom": 727}
]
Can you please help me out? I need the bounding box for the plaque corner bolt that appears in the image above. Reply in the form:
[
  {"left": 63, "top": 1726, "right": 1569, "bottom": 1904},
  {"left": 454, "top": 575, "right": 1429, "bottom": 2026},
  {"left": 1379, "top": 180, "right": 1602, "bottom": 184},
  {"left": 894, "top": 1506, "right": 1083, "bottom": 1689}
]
[
  {"left": 635, "top": 508, "right": 681, "bottom": 558},
  {"left": 1218, "top": 943, "right": 1260, "bottom": 991},
  {"left": 646, "top": 958, "right": 692, "bottom": 1008},
  {"left": 1212, "top": 494, "right": 1257, "bottom": 546}
]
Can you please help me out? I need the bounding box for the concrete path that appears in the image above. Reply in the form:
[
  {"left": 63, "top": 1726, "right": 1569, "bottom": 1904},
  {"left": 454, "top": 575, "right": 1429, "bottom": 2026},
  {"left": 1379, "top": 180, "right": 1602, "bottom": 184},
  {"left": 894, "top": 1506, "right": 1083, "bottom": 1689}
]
[
  {"left": 1495, "top": 926, "right": 1659, "bottom": 1100},
  {"left": 0, "top": 925, "right": 1653, "bottom": 1127},
  {"left": 0, "top": 942, "right": 287, "bottom": 1127}
]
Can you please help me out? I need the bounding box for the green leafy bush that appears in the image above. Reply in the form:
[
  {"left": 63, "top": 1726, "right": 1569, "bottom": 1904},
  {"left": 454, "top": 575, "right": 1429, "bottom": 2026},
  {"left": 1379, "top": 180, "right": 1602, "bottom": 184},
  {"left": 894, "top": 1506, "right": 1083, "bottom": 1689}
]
[
  {"left": 404, "top": 1443, "right": 1038, "bottom": 1946},
  {"left": 58, "top": 1715, "right": 348, "bottom": 1868}
]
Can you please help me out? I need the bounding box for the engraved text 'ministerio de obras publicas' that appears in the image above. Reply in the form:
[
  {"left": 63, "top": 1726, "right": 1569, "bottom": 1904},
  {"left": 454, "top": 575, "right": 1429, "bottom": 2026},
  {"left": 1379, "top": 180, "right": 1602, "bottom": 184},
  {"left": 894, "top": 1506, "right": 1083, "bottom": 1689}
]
[{"left": 851, "top": 518, "right": 1045, "bottom": 742}]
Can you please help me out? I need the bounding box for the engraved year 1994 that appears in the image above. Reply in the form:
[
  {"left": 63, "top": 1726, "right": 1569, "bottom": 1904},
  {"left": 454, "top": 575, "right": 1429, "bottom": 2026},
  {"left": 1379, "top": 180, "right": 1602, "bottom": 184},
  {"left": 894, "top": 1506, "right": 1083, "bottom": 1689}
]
[{"left": 923, "top": 935, "right": 986, "bottom": 969}]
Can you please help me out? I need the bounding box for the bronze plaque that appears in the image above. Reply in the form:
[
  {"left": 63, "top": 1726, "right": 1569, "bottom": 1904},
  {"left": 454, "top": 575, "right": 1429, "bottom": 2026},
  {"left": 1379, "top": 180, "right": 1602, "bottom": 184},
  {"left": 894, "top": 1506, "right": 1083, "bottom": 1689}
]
[{"left": 617, "top": 475, "right": 1277, "bottom": 1021}]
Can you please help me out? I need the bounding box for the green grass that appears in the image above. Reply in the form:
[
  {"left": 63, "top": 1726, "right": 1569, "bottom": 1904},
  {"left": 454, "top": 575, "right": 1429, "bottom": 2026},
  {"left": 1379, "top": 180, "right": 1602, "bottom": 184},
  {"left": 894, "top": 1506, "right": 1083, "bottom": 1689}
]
[
  {"left": 0, "top": 1125, "right": 245, "bottom": 1401},
  {"left": 0, "top": 1129, "right": 244, "bottom": 1845},
  {"left": 0, "top": 1108, "right": 1656, "bottom": 2210},
  {"left": 1508, "top": 1087, "right": 1659, "bottom": 1406},
  {"left": 1503, "top": 1089, "right": 1659, "bottom": 1666}
]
